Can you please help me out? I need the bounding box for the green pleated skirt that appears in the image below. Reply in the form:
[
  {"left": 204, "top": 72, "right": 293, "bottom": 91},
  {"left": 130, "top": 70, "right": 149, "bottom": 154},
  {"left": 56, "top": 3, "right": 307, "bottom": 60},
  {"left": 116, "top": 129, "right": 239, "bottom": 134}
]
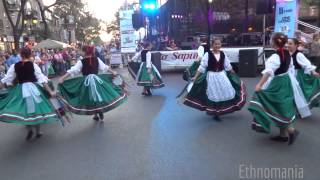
[
  {"left": 0, "top": 84, "right": 59, "bottom": 125},
  {"left": 296, "top": 69, "right": 320, "bottom": 108},
  {"left": 137, "top": 63, "right": 165, "bottom": 89},
  {"left": 183, "top": 61, "right": 201, "bottom": 81},
  {"left": 248, "top": 74, "right": 296, "bottom": 133},
  {"left": 58, "top": 74, "right": 128, "bottom": 115},
  {"left": 184, "top": 72, "right": 246, "bottom": 116}
]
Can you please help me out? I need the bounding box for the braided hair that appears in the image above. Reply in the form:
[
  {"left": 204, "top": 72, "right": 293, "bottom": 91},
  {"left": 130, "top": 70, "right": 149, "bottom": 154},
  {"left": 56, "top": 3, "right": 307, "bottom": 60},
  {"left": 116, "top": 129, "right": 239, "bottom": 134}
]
[
  {"left": 83, "top": 45, "right": 95, "bottom": 65},
  {"left": 272, "top": 33, "right": 290, "bottom": 62},
  {"left": 20, "top": 47, "right": 32, "bottom": 59}
]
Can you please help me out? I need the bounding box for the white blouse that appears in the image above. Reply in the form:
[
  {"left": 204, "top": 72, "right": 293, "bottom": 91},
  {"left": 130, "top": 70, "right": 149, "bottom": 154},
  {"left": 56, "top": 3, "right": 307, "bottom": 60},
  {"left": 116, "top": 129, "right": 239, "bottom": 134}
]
[
  {"left": 197, "top": 45, "right": 205, "bottom": 58},
  {"left": 198, "top": 52, "right": 233, "bottom": 73},
  {"left": 1, "top": 63, "right": 48, "bottom": 85},
  {"left": 67, "top": 58, "right": 109, "bottom": 77},
  {"left": 295, "top": 52, "right": 316, "bottom": 74},
  {"left": 131, "top": 50, "right": 152, "bottom": 68},
  {"left": 262, "top": 54, "right": 294, "bottom": 76}
]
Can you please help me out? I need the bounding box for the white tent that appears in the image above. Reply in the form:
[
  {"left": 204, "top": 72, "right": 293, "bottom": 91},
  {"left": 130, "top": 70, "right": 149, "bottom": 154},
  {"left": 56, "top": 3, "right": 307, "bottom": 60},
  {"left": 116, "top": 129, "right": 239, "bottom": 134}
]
[{"left": 33, "top": 39, "right": 71, "bottom": 49}]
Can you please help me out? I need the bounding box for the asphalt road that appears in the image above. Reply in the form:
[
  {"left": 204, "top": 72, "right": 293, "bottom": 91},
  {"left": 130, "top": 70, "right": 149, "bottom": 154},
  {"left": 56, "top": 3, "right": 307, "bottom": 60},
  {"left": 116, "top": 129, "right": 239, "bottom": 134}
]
[{"left": 0, "top": 71, "right": 319, "bottom": 180}]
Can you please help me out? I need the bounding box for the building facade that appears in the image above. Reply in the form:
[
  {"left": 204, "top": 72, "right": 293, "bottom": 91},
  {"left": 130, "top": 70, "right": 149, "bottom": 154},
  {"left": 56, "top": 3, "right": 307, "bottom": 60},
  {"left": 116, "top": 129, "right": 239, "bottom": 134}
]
[{"left": 0, "top": 0, "right": 66, "bottom": 51}]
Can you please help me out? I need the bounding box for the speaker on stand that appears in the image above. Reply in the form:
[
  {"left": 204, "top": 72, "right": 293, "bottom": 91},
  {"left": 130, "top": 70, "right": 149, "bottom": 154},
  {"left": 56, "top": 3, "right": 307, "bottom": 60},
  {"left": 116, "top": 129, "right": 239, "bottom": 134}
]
[
  {"left": 238, "top": 49, "right": 258, "bottom": 77},
  {"left": 132, "top": 13, "right": 144, "bottom": 30}
]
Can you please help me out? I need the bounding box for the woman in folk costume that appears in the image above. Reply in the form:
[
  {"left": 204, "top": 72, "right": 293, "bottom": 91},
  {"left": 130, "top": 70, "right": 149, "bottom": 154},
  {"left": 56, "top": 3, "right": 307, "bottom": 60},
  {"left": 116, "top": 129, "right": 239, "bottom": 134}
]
[
  {"left": 183, "top": 37, "right": 209, "bottom": 81},
  {"left": 248, "top": 33, "right": 308, "bottom": 145},
  {"left": 183, "top": 39, "right": 246, "bottom": 121},
  {"left": 58, "top": 46, "right": 127, "bottom": 121},
  {"left": 287, "top": 38, "right": 320, "bottom": 110},
  {"left": 0, "top": 47, "right": 59, "bottom": 141},
  {"left": 131, "top": 43, "right": 164, "bottom": 96}
]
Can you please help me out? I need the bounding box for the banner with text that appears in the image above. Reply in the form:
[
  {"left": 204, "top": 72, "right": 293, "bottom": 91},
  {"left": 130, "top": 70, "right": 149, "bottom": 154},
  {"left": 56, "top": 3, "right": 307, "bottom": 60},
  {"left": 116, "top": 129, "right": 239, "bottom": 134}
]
[
  {"left": 274, "top": 0, "right": 298, "bottom": 38},
  {"left": 120, "top": 10, "right": 137, "bottom": 53}
]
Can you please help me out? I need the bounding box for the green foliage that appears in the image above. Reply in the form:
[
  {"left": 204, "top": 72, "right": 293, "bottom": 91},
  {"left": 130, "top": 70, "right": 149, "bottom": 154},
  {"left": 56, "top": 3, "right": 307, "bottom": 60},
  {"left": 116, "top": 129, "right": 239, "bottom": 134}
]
[
  {"left": 106, "top": 11, "right": 120, "bottom": 35},
  {"left": 53, "top": 0, "right": 102, "bottom": 43}
]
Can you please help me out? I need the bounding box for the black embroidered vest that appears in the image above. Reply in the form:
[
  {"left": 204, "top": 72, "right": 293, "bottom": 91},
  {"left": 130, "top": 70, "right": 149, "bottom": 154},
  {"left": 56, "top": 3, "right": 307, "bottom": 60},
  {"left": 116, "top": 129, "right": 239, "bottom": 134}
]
[
  {"left": 207, "top": 51, "right": 225, "bottom": 72},
  {"left": 81, "top": 57, "right": 99, "bottom": 76},
  {"left": 291, "top": 51, "right": 302, "bottom": 70},
  {"left": 141, "top": 50, "right": 149, "bottom": 63},
  {"left": 274, "top": 51, "right": 291, "bottom": 75},
  {"left": 14, "top": 61, "right": 37, "bottom": 83}
]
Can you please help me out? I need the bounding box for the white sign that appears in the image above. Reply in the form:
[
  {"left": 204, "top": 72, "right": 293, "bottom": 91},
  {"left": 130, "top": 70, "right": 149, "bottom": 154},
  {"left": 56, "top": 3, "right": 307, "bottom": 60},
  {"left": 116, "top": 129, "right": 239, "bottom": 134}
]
[
  {"left": 110, "top": 53, "right": 122, "bottom": 65},
  {"left": 274, "top": 0, "right": 298, "bottom": 38},
  {"left": 120, "top": 10, "right": 137, "bottom": 53},
  {"left": 156, "top": 47, "right": 264, "bottom": 70}
]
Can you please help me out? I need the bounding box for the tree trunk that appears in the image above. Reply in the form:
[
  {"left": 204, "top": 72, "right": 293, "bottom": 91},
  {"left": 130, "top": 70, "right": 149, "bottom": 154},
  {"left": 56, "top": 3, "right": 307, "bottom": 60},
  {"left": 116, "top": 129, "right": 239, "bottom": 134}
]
[
  {"left": 13, "top": 32, "right": 21, "bottom": 50},
  {"left": 36, "top": 0, "right": 51, "bottom": 39}
]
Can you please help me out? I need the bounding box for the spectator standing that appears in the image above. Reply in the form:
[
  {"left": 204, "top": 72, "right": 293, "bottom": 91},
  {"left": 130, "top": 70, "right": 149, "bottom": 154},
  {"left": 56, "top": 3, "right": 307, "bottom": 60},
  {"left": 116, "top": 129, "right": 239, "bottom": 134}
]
[
  {"left": 308, "top": 32, "right": 320, "bottom": 71},
  {"left": 53, "top": 50, "right": 66, "bottom": 76},
  {"left": 5, "top": 50, "right": 21, "bottom": 69}
]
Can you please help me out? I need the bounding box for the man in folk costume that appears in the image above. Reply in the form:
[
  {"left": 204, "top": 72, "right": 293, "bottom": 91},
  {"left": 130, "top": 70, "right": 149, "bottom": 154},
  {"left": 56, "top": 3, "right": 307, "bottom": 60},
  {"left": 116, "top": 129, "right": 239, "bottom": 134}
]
[
  {"left": 131, "top": 42, "right": 164, "bottom": 96},
  {"left": 183, "top": 36, "right": 209, "bottom": 81},
  {"left": 0, "top": 47, "right": 60, "bottom": 141},
  {"left": 58, "top": 46, "right": 127, "bottom": 121},
  {"left": 184, "top": 39, "right": 246, "bottom": 121},
  {"left": 287, "top": 38, "right": 320, "bottom": 111},
  {"left": 248, "top": 33, "right": 308, "bottom": 145}
]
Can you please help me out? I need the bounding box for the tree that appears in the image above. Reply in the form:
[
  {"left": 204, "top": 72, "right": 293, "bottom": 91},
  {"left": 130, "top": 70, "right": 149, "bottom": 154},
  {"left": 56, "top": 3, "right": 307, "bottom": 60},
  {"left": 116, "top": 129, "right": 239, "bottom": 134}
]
[
  {"left": 34, "top": 0, "right": 66, "bottom": 39},
  {"left": 76, "top": 12, "right": 102, "bottom": 43},
  {"left": 2, "top": 0, "right": 28, "bottom": 49},
  {"left": 52, "top": 0, "right": 102, "bottom": 44},
  {"left": 106, "top": 11, "right": 120, "bottom": 35}
]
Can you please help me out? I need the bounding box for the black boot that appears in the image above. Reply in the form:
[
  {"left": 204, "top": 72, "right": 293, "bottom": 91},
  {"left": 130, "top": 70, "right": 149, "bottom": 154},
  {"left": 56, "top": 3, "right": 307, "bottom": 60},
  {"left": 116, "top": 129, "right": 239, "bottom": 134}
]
[
  {"left": 213, "top": 115, "right": 222, "bottom": 122},
  {"left": 270, "top": 136, "right": 289, "bottom": 142},
  {"left": 98, "top": 112, "right": 104, "bottom": 120},
  {"left": 288, "top": 130, "right": 300, "bottom": 145},
  {"left": 35, "top": 125, "right": 43, "bottom": 138},
  {"left": 25, "top": 126, "right": 34, "bottom": 141},
  {"left": 26, "top": 130, "right": 34, "bottom": 141},
  {"left": 93, "top": 114, "right": 99, "bottom": 121},
  {"left": 146, "top": 88, "right": 152, "bottom": 96}
]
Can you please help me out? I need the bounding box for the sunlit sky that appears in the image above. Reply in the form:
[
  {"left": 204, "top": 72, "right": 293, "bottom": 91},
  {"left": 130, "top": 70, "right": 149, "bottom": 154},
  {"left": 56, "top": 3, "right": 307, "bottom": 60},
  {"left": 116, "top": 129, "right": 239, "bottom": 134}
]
[
  {"left": 43, "top": 0, "right": 166, "bottom": 42},
  {"left": 44, "top": 0, "right": 134, "bottom": 22}
]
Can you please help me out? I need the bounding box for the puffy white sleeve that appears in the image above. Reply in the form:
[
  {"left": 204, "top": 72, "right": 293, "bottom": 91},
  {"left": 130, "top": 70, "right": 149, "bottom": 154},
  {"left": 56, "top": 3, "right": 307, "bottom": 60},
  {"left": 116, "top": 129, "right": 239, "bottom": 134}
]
[
  {"left": 198, "top": 53, "right": 209, "bottom": 73},
  {"left": 34, "top": 63, "right": 48, "bottom": 84},
  {"left": 67, "top": 60, "right": 83, "bottom": 77},
  {"left": 296, "top": 52, "right": 316, "bottom": 74},
  {"left": 131, "top": 52, "right": 141, "bottom": 62},
  {"left": 1, "top": 64, "right": 16, "bottom": 85},
  {"left": 146, "top": 51, "right": 152, "bottom": 68},
  {"left": 98, "top": 57, "right": 110, "bottom": 72},
  {"left": 197, "top": 46, "right": 205, "bottom": 58},
  {"left": 224, "top": 53, "right": 233, "bottom": 71},
  {"left": 262, "top": 54, "right": 281, "bottom": 76}
]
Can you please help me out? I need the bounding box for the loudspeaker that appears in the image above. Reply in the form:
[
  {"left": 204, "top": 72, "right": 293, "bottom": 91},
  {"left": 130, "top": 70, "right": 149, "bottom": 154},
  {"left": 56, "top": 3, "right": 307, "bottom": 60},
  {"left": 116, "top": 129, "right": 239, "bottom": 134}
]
[
  {"left": 238, "top": 49, "right": 258, "bottom": 77},
  {"left": 132, "top": 13, "right": 144, "bottom": 30},
  {"left": 256, "top": 0, "right": 274, "bottom": 15}
]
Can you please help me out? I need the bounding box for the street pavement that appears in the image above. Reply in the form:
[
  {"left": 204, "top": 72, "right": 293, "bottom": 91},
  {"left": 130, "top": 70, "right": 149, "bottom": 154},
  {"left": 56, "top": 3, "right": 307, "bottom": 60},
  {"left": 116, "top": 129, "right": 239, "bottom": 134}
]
[{"left": 0, "top": 70, "right": 320, "bottom": 180}]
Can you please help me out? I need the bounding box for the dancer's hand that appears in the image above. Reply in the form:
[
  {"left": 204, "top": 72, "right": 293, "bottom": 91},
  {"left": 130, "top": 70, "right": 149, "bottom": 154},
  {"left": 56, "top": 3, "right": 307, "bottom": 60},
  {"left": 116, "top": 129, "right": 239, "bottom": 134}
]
[
  {"left": 58, "top": 78, "right": 64, "bottom": 84},
  {"left": 112, "top": 71, "right": 118, "bottom": 77},
  {"left": 147, "top": 68, "right": 152, "bottom": 74},
  {"left": 50, "top": 91, "right": 57, "bottom": 97},
  {"left": 312, "top": 71, "right": 320, "bottom": 78},
  {"left": 255, "top": 84, "right": 262, "bottom": 92},
  {"left": 191, "top": 77, "right": 196, "bottom": 81}
]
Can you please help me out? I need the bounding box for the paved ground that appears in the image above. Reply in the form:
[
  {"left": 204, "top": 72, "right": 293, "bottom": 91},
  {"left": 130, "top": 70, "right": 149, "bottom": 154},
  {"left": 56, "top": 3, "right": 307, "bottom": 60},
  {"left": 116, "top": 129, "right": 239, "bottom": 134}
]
[{"left": 0, "top": 71, "right": 320, "bottom": 180}]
